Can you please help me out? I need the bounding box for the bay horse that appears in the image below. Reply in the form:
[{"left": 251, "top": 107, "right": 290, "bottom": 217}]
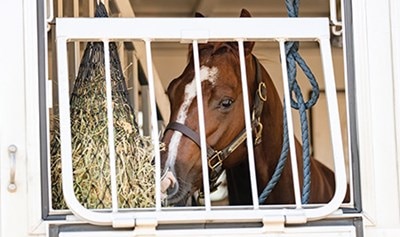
[{"left": 160, "top": 9, "right": 342, "bottom": 206}]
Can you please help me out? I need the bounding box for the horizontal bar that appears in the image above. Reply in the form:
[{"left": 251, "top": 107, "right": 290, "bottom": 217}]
[{"left": 56, "top": 17, "right": 330, "bottom": 41}]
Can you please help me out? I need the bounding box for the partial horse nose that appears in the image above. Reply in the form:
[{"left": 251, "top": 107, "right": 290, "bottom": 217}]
[
  {"left": 160, "top": 170, "right": 179, "bottom": 198},
  {"left": 167, "top": 181, "right": 179, "bottom": 196}
]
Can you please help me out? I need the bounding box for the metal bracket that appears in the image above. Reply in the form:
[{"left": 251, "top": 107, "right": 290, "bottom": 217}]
[
  {"left": 262, "top": 215, "right": 285, "bottom": 233},
  {"left": 133, "top": 218, "right": 157, "bottom": 236},
  {"left": 112, "top": 217, "right": 135, "bottom": 229}
]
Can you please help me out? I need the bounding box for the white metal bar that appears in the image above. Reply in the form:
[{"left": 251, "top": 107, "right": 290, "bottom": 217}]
[
  {"left": 278, "top": 40, "right": 302, "bottom": 209},
  {"left": 57, "top": 36, "right": 76, "bottom": 208},
  {"left": 305, "top": 38, "right": 347, "bottom": 220},
  {"left": 330, "top": 0, "right": 343, "bottom": 35},
  {"left": 192, "top": 40, "right": 212, "bottom": 210},
  {"left": 103, "top": 40, "right": 119, "bottom": 212},
  {"left": 58, "top": 37, "right": 116, "bottom": 225},
  {"left": 46, "top": 0, "right": 54, "bottom": 31},
  {"left": 237, "top": 40, "right": 259, "bottom": 209},
  {"left": 144, "top": 40, "right": 163, "bottom": 211},
  {"left": 55, "top": 18, "right": 330, "bottom": 41}
]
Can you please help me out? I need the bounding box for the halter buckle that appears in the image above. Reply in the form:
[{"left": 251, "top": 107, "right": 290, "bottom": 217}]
[
  {"left": 208, "top": 150, "right": 223, "bottom": 170},
  {"left": 159, "top": 142, "right": 166, "bottom": 152}
]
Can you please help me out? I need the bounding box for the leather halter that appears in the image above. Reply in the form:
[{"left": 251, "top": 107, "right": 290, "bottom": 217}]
[{"left": 164, "top": 56, "right": 267, "bottom": 192}]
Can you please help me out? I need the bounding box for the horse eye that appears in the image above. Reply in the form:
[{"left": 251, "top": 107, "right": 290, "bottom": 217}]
[{"left": 219, "top": 98, "right": 234, "bottom": 110}]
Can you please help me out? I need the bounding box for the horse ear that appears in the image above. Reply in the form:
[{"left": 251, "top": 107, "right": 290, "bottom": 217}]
[
  {"left": 240, "top": 9, "right": 255, "bottom": 55},
  {"left": 244, "top": 41, "right": 255, "bottom": 55},
  {"left": 195, "top": 12, "right": 205, "bottom": 17},
  {"left": 240, "top": 9, "right": 252, "bottom": 18}
]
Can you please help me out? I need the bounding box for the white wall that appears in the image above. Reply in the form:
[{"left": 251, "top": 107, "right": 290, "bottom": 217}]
[
  {"left": 351, "top": 0, "right": 400, "bottom": 236},
  {"left": 0, "top": 1, "right": 34, "bottom": 236}
]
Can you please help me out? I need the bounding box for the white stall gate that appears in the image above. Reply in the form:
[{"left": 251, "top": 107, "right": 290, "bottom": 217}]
[
  {"left": 4, "top": 0, "right": 400, "bottom": 236},
  {"left": 54, "top": 17, "right": 350, "bottom": 236}
]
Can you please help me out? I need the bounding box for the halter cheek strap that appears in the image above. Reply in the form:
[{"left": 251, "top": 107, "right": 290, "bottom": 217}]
[{"left": 165, "top": 122, "right": 215, "bottom": 157}]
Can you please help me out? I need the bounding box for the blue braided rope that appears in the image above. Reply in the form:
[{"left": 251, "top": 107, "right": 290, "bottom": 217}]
[
  {"left": 258, "top": 0, "right": 319, "bottom": 205},
  {"left": 285, "top": 0, "right": 299, "bottom": 17},
  {"left": 258, "top": 107, "right": 289, "bottom": 203},
  {"left": 286, "top": 42, "right": 318, "bottom": 204}
]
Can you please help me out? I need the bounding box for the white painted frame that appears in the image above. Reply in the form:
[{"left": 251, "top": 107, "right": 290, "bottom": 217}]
[{"left": 56, "top": 17, "right": 347, "bottom": 228}]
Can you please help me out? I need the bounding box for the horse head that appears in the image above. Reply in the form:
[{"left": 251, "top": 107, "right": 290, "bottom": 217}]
[
  {"left": 159, "top": 9, "right": 276, "bottom": 206},
  {"left": 159, "top": 8, "right": 343, "bottom": 206}
]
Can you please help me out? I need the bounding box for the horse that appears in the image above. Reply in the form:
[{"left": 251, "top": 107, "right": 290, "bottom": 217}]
[{"left": 159, "top": 9, "right": 343, "bottom": 206}]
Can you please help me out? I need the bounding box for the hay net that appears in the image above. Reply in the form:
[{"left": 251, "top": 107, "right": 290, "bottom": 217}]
[{"left": 50, "top": 2, "right": 155, "bottom": 210}]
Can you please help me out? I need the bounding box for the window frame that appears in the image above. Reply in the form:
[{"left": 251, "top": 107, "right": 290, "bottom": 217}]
[{"left": 36, "top": 0, "right": 362, "bottom": 232}]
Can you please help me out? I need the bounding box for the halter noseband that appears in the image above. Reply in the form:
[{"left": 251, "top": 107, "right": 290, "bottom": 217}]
[{"left": 163, "top": 56, "right": 267, "bottom": 193}]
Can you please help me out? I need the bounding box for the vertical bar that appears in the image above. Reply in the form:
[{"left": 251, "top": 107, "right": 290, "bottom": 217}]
[
  {"left": 58, "top": 37, "right": 75, "bottom": 205},
  {"left": 144, "top": 40, "right": 162, "bottom": 211},
  {"left": 46, "top": 0, "right": 54, "bottom": 28},
  {"left": 192, "top": 40, "right": 211, "bottom": 210},
  {"left": 278, "top": 40, "right": 302, "bottom": 208},
  {"left": 319, "top": 38, "right": 347, "bottom": 201},
  {"left": 103, "top": 40, "right": 119, "bottom": 212},
  {"left": 237, "top": 40, "right": 259, "bottom": 209},
  {"left": 329, "top": 0, "right": 343, "bottom": 35}
]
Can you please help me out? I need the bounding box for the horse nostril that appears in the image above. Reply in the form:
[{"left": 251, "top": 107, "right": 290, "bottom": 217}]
[
  {"left": 160, "top": 170, "right": 179, "bottom": 197},
  {"left": 167, "top": 182, "right": 179, "bottom": 196}
]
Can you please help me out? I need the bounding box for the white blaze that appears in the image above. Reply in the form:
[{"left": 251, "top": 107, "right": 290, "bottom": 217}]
[{"left": 165, "top": 66, "right": 218, "bottom": 169}]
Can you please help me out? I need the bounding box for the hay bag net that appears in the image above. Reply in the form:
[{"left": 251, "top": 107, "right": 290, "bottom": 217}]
[{"left": 51, "top": 3, "right": 155, "bottom": 210}]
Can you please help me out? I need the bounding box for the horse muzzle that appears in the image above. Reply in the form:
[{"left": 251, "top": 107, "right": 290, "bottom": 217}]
[{"left": 160, "top": 169, "right": 178, "bottom": 199}]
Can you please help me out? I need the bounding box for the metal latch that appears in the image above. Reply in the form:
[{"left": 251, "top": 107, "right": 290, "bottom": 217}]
[{"left": 8, "top": 145, "right": 17, "bottom": 192}]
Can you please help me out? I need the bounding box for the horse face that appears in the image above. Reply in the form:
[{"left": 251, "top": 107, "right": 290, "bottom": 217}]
[{"left": 160, "top": 40, "right": 255, "bottom": 206}]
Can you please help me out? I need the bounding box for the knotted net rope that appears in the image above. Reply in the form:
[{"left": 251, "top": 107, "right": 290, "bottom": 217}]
[{"left": 50, "top": 3, "right": 155, "bottom": 209}]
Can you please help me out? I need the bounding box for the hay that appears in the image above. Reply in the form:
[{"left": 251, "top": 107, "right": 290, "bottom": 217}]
[{"left": 50, "top": 33, "right": 155, "bottom": 209}]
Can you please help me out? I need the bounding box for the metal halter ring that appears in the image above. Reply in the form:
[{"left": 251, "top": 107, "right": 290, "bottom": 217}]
[
  {"left": 258, "top": 82, "right": 267, "bottom": 102},
  {"left": 254, "top": 119, "right": 263, "bottom": 145}
]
